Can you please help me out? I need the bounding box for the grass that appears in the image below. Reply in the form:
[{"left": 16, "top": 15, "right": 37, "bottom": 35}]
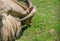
[{"left": 17, "top": 0, "right": 60, "bottom": 41}]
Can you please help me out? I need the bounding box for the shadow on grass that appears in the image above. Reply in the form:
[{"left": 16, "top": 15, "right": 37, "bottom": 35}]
[{"left": 16, "top": 25, "right": 30, "bottom": 39}]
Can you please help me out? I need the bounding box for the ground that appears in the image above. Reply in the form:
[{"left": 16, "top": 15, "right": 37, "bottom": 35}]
[{"left": 17, "top": 0, "right": 60, "bottom": 41}]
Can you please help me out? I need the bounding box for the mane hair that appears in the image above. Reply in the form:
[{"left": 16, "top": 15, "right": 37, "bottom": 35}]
[{"left": 0, "top": 13, "right": 22, "bottom": 41}]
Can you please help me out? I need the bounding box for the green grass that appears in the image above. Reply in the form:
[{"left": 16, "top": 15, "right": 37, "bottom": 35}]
[{"left": 17, "top": 0, "right": 60, "bottom": 41}]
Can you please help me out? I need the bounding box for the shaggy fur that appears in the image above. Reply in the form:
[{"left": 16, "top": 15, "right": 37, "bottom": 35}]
[
  {"left": 0, "top": 13, "right": 22, "bottom": 41},
  {"left": 0, "top": 0, "right": 36, "bottom": 41}
]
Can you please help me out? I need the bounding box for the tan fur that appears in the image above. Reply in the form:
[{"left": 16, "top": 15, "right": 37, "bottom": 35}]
[
  {"left": 0, "top": 0, "right": 36, "bottom": 26},
  {"left": 0, "top": 0, "right": 36, "bottom": 41},
  {"left": 0, "top": 13, "right": 21, "bottom": 41},
  {"left": 11, "top": 0, "right": 36, "bottom": 25},
  {"left": 12, "top": 0, "right": 28, "bottom": 10},
  {"left": 0, "top": 0, "right": 27, "bottom": 14},
  {"left": 0, "top": 0, "right": 36, "bottom": 20}
]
